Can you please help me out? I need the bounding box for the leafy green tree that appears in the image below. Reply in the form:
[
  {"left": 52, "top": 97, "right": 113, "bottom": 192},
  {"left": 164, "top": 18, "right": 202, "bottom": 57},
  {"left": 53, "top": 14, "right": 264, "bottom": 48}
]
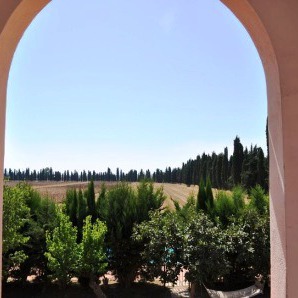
[
  {"left": 18, "top": 194, "right": 58, "bottom": 281},
  {"left": 3, "top": 185, "right": 30, "bottom": 279},
  {"left": 183, "top": 209, "right": 230, "bottom": 287},
  {"left": 135, "top": 205, "right": 231, "bottom": 295},
  {"left": 226, "top": 208, "right": 270, "bottom": 286},
  {"left": 77, "top": 216, "right": 107, "bottom": 290},
  {"left": 45, "top": 209, "right": 79, "bottom": 287},
  {"left": 133, "top": 211, "right": 184, "bottom": 286}
]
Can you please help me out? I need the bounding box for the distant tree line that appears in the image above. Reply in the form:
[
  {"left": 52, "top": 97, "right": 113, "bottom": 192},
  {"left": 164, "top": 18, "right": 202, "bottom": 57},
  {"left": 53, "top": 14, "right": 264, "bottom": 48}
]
[{"left": 4, "top": 135, "right": 268, "bottom": 191}]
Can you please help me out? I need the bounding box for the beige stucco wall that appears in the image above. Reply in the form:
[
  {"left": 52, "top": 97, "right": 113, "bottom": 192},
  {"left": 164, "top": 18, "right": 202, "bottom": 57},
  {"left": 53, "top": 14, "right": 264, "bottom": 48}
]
[
  {"left": 1, "top": 0, "right": 298, "bottom": 297},
  {"left": 0, "top": 1, "right": 51, "bottom": 296},
  {"left": 222, "top": 1, "right": 298, "bottom": 297}
]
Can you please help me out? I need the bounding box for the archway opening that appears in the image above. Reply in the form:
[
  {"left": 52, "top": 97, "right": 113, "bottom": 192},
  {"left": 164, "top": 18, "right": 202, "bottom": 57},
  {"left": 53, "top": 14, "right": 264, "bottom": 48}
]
[{"left": 1, "top": 1, "right": 265, "bottom": 296}]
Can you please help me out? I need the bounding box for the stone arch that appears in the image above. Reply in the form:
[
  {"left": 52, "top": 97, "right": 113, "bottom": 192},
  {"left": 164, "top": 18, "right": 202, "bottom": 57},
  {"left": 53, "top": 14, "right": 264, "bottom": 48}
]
[{"left": 1, "top": 1, "right": 297, "bottom": 297}]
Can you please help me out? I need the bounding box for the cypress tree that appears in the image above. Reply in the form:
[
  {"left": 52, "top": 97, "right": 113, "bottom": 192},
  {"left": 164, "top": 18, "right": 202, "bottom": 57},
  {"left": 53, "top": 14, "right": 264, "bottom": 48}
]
[
  {"left": 69, "top": 189, "right": 78, "bottom": 227},
  {"left": 77, "top": 188, "right": 87, "bottom": 240},
  {"left": 266, "top": 117, "right": 269, "bottom": 161},
  {"left": 65, "top": 189, "right": 73, "bottom": 216},
  {"left": 257, "top": 148, "right": 266, "bottom": 190},
  {"left": 96, "top": 183, "right": 108, "bottom": 220},
  {"left": 197, "top": 178, "right": 207, "bottom": 212},
  {"left": 211, "top": 154, "right": 217, "bottom": 188},
  {"left": 216, "top": 154, "right": 223, "bottom": 189},
  {"left": 232, "top": 136, "right": 244, "bottom": 185},
  {"left": 86, "top": 180, "right": 96, "bottom": 221},
  {"left": 205, "top": 177, "right": 214, "bottom": 212}
]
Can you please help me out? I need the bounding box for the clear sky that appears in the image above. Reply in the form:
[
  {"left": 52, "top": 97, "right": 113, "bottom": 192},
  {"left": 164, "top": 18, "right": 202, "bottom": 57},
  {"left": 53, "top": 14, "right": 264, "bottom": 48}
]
[{"left": 5, "top": 0, "right": 267, "bottom": 173}]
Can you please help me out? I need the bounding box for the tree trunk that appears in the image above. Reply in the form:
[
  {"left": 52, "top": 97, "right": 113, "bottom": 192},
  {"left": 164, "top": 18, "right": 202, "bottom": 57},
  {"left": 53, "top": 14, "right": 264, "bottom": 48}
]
[
  {"left": 89, "top": 279, "right": 106, "bottom": 298},
  {"left": 118, "top": 271, "right": 135, "bottom": 288},
  {"left": 190, "top": 282, "right": 197, "bottom": 298}
]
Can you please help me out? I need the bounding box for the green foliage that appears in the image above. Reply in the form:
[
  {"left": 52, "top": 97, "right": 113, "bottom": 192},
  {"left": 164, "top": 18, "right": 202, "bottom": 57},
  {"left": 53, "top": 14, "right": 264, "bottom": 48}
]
[
  {"left": 3, "top": 184, "right": 30, "bottom": 278},
  {"left": 134, "top": 184, "right": 270, "bottom": 292},
  {"left": 136, "top": 180, "right": 166, "bottom": 222},
  {"left": 197, "top": 179, "right": 207, "bottom": 212},
  {"left": 77, "top": 216, "right": 107, "bottom": 279},
  {"left": 65, "top": 189, "right": 78, "bottom": 227},
  {"left": 102, "top": 181, "right": 165, "bottom": 287},
  {"left": 2, "top": 179, "right": 270, "bottom": 292},
  {"left": 65, "top": 189, "right": 73, "bottom": 216},
  {"left": 45, "top": 209, "right": 79, "bottom": 286},
  {"left": 226, "top": 208, "right": 270, "bottom": 285},
  {"left": 19, "top": 195, "right": 58, "bottom": 281},
  {"left": 231, "top": 186, "right": 245, "bottom": 214},
  {"left": 103, "top": 183, "right": 140, "bottom": 286},
  {"left": 173, "top": 194, "right": 196, "bottom": 220},
  {"left": 232, "top": 136, "right": 244, "bottom": 185},
  {"left": 257, "top": 148, "right": 266, "bottom": 189},
  {"left": 135, "top": 206, "right": 231, "bottom": 287},
  {"left": 77, "top": 189, "right": 87, "bottom": 239},
  {"left": 248, "top": 185, "right": 269, "bottom": 215},
  {"left": 183, "top": 209, "right": 231, "bottom": 285},
  {"left": 3, "top": 185, "right": 30, "bottom": 253},
  {"left": 37, "top": 196, "right": 58, "bottom": 231},
  {"left": 3, "top": 183, "right": 58, "bottom": 281},
  {"left": 86, "top": 180, "right": 96, "bottom": 220},
  {"left": 96, "top": 183, "right": 108, "bottom": 220},
  {"left": 133, "top": 211, "right": 184, "bottom": 285},
  {"left": 70, "top": 189, "right": 78, "bottom": 227},
  {"left": 205, "top": 177, "right": 214, "bottom": 212},
  {"left": 214, "top": 191, "right": 235, "bottom": 227}
]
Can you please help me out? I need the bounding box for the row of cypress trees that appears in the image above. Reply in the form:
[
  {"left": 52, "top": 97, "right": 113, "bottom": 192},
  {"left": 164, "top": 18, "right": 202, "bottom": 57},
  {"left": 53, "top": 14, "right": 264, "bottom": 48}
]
[{"left": 4, "top": 136, "right": 268, "bottom": 192}]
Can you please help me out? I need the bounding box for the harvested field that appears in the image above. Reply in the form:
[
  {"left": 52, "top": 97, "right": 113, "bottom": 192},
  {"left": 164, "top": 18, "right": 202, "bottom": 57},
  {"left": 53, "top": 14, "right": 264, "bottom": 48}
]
[
  {"left": 4, "top": 180, "right": 202, "bottom": 207},
  {"left": 4, "top": 181, "right": 117, "bottom": 203}
]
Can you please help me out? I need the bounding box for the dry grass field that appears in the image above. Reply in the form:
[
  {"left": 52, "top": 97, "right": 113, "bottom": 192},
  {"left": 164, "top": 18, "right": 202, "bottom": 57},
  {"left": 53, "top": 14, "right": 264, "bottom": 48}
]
[{"left": 4, "top": 180, "right": 201, "bottom": 208}]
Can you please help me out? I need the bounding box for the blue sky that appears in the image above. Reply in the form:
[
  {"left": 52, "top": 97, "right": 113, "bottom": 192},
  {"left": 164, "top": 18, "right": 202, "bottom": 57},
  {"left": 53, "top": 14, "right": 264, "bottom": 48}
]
[{"left": 5, "top": 0, "right": 267, "bottom": 172}]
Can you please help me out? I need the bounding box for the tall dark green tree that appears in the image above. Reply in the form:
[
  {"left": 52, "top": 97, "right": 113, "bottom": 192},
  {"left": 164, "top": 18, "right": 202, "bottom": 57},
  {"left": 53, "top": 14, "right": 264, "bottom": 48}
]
[
  {"left": 232, "top": 136, "right": 244, "bottom": 185},
  {"left": 216, "top": 154, "right": 223, "bottom": 189},
  {"left": 211, "top": 154, "right": 218, "bottom": 188},
  {"left": 256, "top": 148, "right": 266, "bottom": 190},
  {"left": 101, "top": 182, "right": 165, "bottom": 288},
  {"left": 205, "top": 177, "right": 214, "bottom": 212},
  {"left": 77, "top": 189, "right": 87, "bottom": 239},
  {"left": 69, "top": 189, "right": 78, "bottom": 227},
  {"left": 96, "top": 183, "right": 109, "bottom": 221},
  {"left": 197, "top": 179, "right": 207, "bottom": 212},
  {"left": 221, "top": 147, "right": 229, "bottom": 189},
  {"left": 86, "top": 180, "right": 96, "bottom": 221}
]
